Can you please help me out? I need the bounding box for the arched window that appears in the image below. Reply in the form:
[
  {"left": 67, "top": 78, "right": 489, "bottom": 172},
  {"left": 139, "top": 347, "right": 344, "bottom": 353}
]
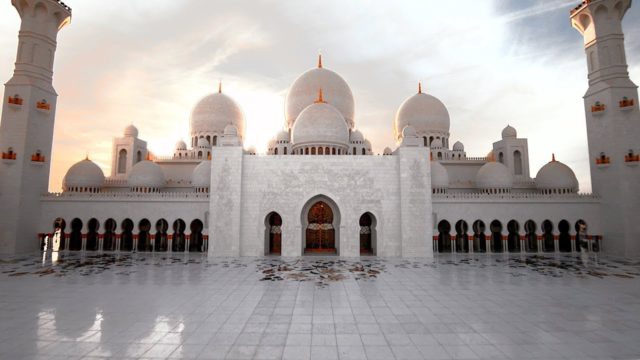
[
  {"left": 423, "top": 137, "right": 428, "bottom": 147},
  {"left": 353, "top": 147, "right": 356, "bottom": 155},
  {"left": 437, "top": 152, "right": 442, "bottom": 160},
  {"left": 284, "top": 147, "right": 288, "bottom": 155},
  {"left": 197, "top": 151, "right": 203, "bottom": 159},
  {"left": 118, "top": 149, "right": 127, "bottom": 174},
  {"left": 212, "top": 136, "right": 217, "bottom": 146},
  {"left": 429, "top": 136, "right": 434, "bottom": 146},
  {"left": 514, "top": 150, "right": 523, "bottom": 175},
  {"left": 318, "top": 147, "right": 324, "bottom": 155},
  {"left": 136, "top": 150, "right": 142, "bottom": 163},
  {"left": 361, "top": 148, "right": 366, "bottom": 155},
  {"left": 311, "top": 147, "right": 316, "bottom": 155},
  {"left": 305, "top": 148, "right": 309, "bottom": 155},
  {"left": 274, "top": 148, "right": 278, "bottom": 155},
  {"left": 498, "top": 152, "right": 504, "bottom": 164}
]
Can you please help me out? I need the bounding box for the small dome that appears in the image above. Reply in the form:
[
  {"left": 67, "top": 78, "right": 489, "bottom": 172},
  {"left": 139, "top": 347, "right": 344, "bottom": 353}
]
[
  {"left": 124, "top": 124, "right": 138, "bottom": 138},
  {"left": 486, "top": 150, "right": 496, "bottom": 162},
  {"left": 192, "top": 160, "right": 211, "bottom": 188},
  {"left": 350, "top": 129, "right": 364, "bottom": 143},
  {"left": 502, "top": 125, "right": 517, "bottom": 139},
  {"left": 431, "top": 161, "right": 449, "bottom": 189},
  {"left": 63, "top": 159, "right": 105, "bottom": 190},
  {"left": 475, "top": 162, "right": 513, "bottom": 189},
  {"left": 247, "top": 146, "right": 257, "bottom": 155},
  {"left": 431, "top": 138, "right": 443, "bottom": 149},
  {"left": 291, "top": 102, "right": 350, "bottom": 146},
  {"left": 452, "top": 141, "right": 464, "bottom": 152},
  {"left": 364, "top": 139, "right": 372, "bottom": 151},
  {"left": 276, "top": 130, "right": 290, "bottom": 142},
  {"left": 402, "top": 125, "right": 417, "bottom": 138},
  {"left": 175, "top": 140, "right": 187, "bottom": 151},
  {"left": 191, "top": 92, "right": 245, "bottom": 138},
  {"left": 285, "top": 59, "right": 354, "bottom": 130},
  {"left": 197, "top": 138, "right": 210, "bottom": 148},
  {"left": 224, "top": 124, "right": 238, "bottom": 136},
  {"left": 128, "top": 160, "right": 165, "bottom": 189},
  {"left": 383, "top": 147, "right": 393, "bottom": 155},
  {"left": 535, "top": 158, "right": 579, "bottom": 192},
  {"left": 394, "top": 92, "right": 450, "bottom": 140}
]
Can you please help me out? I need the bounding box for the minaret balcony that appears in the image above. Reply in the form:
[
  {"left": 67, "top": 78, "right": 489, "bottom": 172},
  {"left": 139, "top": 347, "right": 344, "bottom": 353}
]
[
  {"left": 619, "top": 97, "right": 635, "bottom": 111},
  {"left": 570, "top": 0, "right": 593, "bottom": 15},
  {"left": 591, "top": 102, "right": 606, "bottom": 114}
]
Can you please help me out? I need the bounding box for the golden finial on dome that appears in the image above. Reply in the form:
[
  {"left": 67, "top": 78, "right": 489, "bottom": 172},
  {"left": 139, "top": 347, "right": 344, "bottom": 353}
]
[
  {"left": 418, "top": 81, "right": 422, "bottom": 94},
  {"left": 552, "top": 153, "right": 556, "bottom": 162},
  {"left": 314, "top": 88, "right": 325, "bottom": 103},
  {"left": 218, "top": 80, "right": 222, "bottom": 94},
  {"left": 318, "top": 53, "right": 323, "bottom": 68},
  {"left": 85, "top": 152, "right": 89, "bottom": 161}
]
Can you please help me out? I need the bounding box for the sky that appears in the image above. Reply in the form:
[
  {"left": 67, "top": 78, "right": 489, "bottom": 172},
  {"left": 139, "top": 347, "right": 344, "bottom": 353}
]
[{"left": 0, "top": 0, "right": 639, "bottom": 192}]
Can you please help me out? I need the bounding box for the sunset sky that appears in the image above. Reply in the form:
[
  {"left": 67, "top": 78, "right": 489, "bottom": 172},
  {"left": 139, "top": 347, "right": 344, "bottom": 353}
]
[{"left": 0, "top": 0, "right": 639, "bottom": 192}]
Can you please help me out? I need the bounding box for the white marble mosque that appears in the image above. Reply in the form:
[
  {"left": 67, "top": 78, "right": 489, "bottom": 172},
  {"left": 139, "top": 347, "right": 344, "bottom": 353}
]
[{"left": 0, "top": 0, "right": 638, "bottom": 258}]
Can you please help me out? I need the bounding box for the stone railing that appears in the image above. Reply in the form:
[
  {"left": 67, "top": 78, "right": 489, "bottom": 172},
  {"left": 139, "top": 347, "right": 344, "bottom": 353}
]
[
  {"left": 104, "top": 178, "right": 128, "bottom": 186},
  {"left": 433, "top": 192, "right": 598, "bottom": 201},
  {"left": 42, "top": 192, "right": 209, "bottom": 200},
  {"left": 463, "top": 157, "right": 487, "bottom": 161}
]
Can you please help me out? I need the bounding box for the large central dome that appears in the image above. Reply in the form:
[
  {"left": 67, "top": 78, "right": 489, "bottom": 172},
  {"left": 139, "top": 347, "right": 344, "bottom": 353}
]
[
  {"left": 285, "top": 56, "right": 354, "bottom": 130},
  {"left": 190, "top": 89, "right": 245, "bottom": 138}
]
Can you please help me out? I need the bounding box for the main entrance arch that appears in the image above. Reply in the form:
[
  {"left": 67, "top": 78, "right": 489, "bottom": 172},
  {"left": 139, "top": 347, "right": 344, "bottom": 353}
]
[{"left": 302, "top": 196, "right": 340, "bottom": 255}]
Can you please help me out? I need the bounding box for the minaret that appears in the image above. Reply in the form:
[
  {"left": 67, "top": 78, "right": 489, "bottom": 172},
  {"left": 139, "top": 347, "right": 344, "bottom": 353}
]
[
  {"left": 0, "top": 0, "right": 71, "bottom": 254},
  {"left": 570, "top": 0, "right": 640, "bottom": 255}
]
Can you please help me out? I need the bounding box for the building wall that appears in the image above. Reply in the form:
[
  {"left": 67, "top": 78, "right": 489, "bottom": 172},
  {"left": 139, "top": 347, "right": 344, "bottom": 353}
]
[{"left": 208, "top": 146, "right": 433, "bottom": 258}]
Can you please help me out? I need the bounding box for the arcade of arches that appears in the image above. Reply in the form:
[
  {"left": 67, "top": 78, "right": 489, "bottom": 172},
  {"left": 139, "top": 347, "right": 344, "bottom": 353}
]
[
  {"left": 435, "top": 219, "right": 599, "bottom": 254},
  {"left": 42, "top": 217, "right": 207, "bottom": 253}
]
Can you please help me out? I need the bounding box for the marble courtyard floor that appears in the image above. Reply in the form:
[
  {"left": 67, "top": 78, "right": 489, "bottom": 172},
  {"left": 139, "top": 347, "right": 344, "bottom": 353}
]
[{"left": 1, "top": 253, "right": 639, "bottom": 360}]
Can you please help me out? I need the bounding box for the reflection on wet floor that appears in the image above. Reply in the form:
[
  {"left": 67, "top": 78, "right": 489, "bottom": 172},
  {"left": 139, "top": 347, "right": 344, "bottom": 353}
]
[{"left": 1, "top": 252, "right": 639, "bottom": 282}]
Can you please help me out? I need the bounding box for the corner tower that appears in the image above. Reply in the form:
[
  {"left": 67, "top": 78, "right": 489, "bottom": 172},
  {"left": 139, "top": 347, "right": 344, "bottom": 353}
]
[
  {"left": 570, "top": 0, "right": 640, "bottom": 255},
  {"left": 0, "top": 0, "right": 71, "bottom": 254}
]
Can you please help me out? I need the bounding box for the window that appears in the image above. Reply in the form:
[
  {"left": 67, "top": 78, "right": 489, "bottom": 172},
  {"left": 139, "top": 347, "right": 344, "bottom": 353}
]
[
  {"left": 118, "top": 149, "right": 127, "bottom": 174},
  {"left": 514, "top": 150, "right": 523, "bottom": 175}
]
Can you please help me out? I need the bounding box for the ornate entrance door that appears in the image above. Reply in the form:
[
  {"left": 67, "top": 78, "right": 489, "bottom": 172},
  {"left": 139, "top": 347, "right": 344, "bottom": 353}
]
[
  {"left": 305, "top": 201, "right": 335, "bottom": 253},
  {"left": 269, "top": 213, "right": 282, "bottom": 254}
]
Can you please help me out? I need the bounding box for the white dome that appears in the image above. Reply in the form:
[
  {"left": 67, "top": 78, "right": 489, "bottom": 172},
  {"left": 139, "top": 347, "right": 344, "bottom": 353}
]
[
  {"left": 247, "top": 146, "right": 257, "bottom": 155},
  {"left": 190, "top": 92, "right": 245, "bottom": 138},
  {"left": 364, "top": 139, "right": 372, "bottom": 151},
  {"left": 285, "top": 60, "right": 354, "bottom": 130},
  {"left": 128, "top": 160, "right": 165, "bottom": 189},
  {"left": 175, "top": 140, "right": 187, "bottom": 151},
  {"left": 535, "top": 158, "right": 579, "bottom": 192},
  {"left": 502, "top": 125, "right": 517, "bottom": 139},
  {"left": 383, "top": 147, "right": 393, "bottom": 155},
  {"left": 63, "top": 159, "right": 105, "bottom": 190},
  {"left": 394, "top": 92, "right": 450, "bottom": 140},
  {"left": 224, "top": 124, "right": 238, "bottom": 136},
  {"left": 192, "top": 160, "right": 211, "bottom": 188},
  {"left": 124, "top": 124, "right": 138, "bottom": 138},
  {"left": 291, "top": 102, "right": 350, "bottom": 146},
  {"left": 475, "top": 162, "right": 513, "bottom": 189},
  {"left": 431, "top": 161, "right": 449, "bottom": 189},
  {"left": 452, "top": 141, "right": 464, "bottom": 151},
  {"left": 196, "top": 138, "right": 210, "bottom": 148},
  {"left": 350, "top": 129, "right": 364, "bottom": 143},
  {"left": 402, "top": 125, "right": 417, "bottom": 138},
  {"left": 431, "top": 138, "right": 443, "bottom": 149},
  {"left": 276, "top": 130, "right": 290, "bottom": 142}
]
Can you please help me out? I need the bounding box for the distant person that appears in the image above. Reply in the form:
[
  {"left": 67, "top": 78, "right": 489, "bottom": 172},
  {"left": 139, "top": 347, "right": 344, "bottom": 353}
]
[{"left": 52, "top": 226, "right": 61, "bottom": 252}]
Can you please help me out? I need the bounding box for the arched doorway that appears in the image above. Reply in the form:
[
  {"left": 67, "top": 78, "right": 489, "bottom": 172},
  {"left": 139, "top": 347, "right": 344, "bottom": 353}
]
[
  {"left": 472, "top": 220, "right": 486, "bottom": 252},
  {"left": 103, "top": 219, "right": 117, "bottom": 251},
  {"left": 437, "top": 220, "right": 451, "bottom": 253},
  {"left": 69, "top": 218, "right": 83, "bottom": 251},
  {"left": 455, "top": 220, "right": 469, "bottom": 253},
  {"left": 189, "top": 219, "right": 204, "bottom": 252},
  {"left": 524, "top": 220, "right": 537, "bottom": 252},
  {"left": 172, "top": 219, "right": 186, "bottom": 252},
  {"left": 86, "top": 218, "right": 99, "bottom": 251},
  {"left": 137, "top": 219, "right": 152, "bottom": 252},
  {"left": 490, "top": 220, "right": 503, "bottom": 253},
  {"left": 558, "top": 220, "right": 571, "bottom": 252},
  {"left": 359, "top": 213, "right": 376, "bottom": 255},
  {"left": 303, "top": 197, "right": 339, "bottom": 255},
  {"left": 121, "top": 219, "right": 134, "bottom": 251},
  {"left": 507, "top": 220, "right": 520, "bottom": 252},
  {"left": 542, "top": 220, "right": 554, "bottom": 252},
  {"left": 265, "top": 212, "right": 282, "bottom": 255},
  {"left": 155, "top": 219, "right": 169, "bottom": 252},
  {"left": 575, "top": 220, "right": 588, "bottom": 252},
  {"left": 52, "top": 218, "right": 66, "bottom": 251}
]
